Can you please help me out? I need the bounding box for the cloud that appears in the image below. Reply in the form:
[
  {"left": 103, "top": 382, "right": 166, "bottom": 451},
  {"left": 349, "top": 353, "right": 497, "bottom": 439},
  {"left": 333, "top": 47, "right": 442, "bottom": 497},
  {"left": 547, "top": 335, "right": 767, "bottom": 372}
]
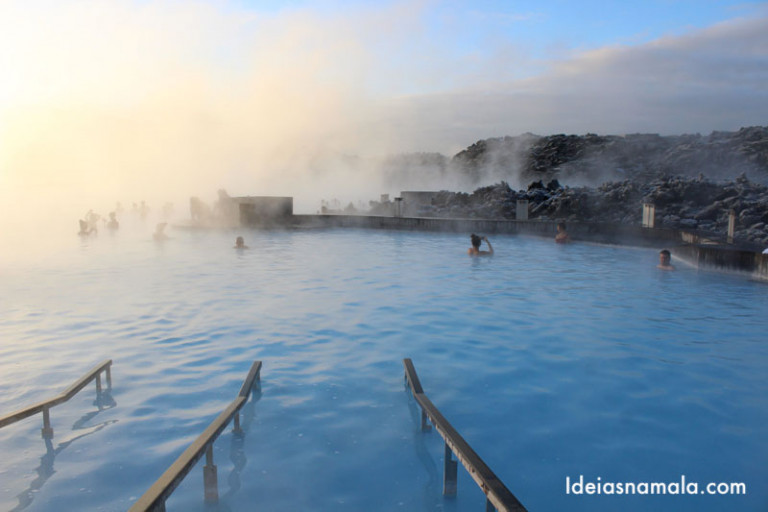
[
  {"left": 0, "top": 1, "right": 398, "bottom": 214},
  {"left": 389, "top": 14, "right": 768, "bottom": 150}
]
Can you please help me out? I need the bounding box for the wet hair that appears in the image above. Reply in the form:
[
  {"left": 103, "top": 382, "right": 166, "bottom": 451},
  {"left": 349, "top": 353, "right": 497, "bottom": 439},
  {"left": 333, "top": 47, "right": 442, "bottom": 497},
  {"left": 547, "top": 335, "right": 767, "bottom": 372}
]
[
  {"left": 470, "top": 233, "right": 482, "bottom": 249},
  {"left": 660, "top": 249, "right": 671, "bottom": 257},
  {"left": 557, "top": 222, "right": 566, "bottom": 230}
]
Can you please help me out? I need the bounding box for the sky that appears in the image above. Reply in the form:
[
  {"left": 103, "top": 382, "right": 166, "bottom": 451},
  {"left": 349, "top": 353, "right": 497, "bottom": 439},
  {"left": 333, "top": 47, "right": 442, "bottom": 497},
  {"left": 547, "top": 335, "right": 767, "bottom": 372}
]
[{"left": 0, "top": 0, "right": 767, "bottom": 227}]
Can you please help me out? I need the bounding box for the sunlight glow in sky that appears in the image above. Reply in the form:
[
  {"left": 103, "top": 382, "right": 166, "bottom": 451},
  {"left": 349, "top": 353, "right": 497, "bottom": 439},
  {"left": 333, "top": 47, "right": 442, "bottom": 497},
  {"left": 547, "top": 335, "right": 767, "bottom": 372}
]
[{"left": 1, "top": 0, "right": 767, "bottom": 230}]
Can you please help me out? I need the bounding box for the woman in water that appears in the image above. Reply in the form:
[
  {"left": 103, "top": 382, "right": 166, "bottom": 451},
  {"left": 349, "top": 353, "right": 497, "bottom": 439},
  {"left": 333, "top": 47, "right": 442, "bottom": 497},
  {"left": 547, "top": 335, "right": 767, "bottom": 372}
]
[{"left": 468, "top": 234, "right": 493, "bottom": 256}]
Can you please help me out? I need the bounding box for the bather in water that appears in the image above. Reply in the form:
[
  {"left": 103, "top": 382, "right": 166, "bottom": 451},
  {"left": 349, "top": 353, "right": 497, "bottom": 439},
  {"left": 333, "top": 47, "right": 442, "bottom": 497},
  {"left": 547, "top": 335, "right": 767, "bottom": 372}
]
[{"left": 468, "top": 234, "right": 493, "bottom": 256}]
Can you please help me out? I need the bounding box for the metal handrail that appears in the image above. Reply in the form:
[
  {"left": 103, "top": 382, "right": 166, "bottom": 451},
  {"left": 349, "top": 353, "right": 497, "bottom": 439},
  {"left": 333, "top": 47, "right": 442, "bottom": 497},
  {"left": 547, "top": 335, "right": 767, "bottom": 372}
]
[
  {"left": 403, "top": 358, "right": 528, "bottom": 512},
  {"left": 0, "top": 359, "right": 113, "bottom": 438},
  {"left": 130, "top": 360, "right": 262, "bottom": 512}
]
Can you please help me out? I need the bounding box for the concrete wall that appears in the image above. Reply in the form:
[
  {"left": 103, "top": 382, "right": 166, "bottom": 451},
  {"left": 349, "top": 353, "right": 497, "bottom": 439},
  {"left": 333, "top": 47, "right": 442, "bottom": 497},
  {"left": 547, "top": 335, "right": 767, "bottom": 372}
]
[
  {"left": 292, "top": 214, "right": 681, "bottom": 247},
  {"left": 675, "top": 244, "right": 768, "bottom": 279},
  {"left": 400, "top": 191, "right": 439, "bottom": 216},
  {"left": 293, "top": 214, "right": 553, "bottom": 237},
  {"left": 238, "top": 197, "right": 293, "bottom": 226}
]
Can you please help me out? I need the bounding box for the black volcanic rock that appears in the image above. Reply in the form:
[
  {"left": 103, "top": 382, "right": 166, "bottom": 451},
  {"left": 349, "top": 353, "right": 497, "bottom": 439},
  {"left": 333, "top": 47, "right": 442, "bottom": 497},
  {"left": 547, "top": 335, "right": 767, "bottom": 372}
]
[
  {"left": 375, "top": 127, "right": 768, "bottom": 246},
  {"left": 447, "top": 127, "right": 768, "bottom": 186}
]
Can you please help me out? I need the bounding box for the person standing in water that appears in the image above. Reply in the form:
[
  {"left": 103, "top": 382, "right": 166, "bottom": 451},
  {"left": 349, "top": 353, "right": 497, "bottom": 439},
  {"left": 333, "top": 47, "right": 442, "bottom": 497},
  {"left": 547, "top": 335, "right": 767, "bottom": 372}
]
[
  {"left": 555, "top": 222, "right": 570, "bottom": 243},
  {"left": 657, "top": 249, "right": 675, "bottom": 270},
  {"left": 234, "top": 236, "right": 248, "bottom": 249},
  {"left": 468, "top": 234, "right": 493, "bottom": 256}
]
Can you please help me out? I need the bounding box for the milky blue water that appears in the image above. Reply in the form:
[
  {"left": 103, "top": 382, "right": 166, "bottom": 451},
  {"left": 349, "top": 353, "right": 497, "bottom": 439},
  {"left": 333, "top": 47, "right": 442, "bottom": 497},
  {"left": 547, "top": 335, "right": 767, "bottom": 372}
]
[{"left": 1, "top": 224, "right": 766, "bottom": 512}]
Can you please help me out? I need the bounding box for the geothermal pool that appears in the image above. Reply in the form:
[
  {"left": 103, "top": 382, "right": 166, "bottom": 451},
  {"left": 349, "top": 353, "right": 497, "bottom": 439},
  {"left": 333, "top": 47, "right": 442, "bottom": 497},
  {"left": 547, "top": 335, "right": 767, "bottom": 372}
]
[{"left": 0, "top": 225, "right": 766, "bottom": 512}]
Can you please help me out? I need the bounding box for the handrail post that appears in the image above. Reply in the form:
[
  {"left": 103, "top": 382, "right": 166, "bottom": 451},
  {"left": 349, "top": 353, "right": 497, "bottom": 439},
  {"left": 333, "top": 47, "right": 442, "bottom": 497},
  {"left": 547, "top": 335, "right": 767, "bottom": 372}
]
[
  {"left": 129, "top": 361, "right": 262, "bottom": 512},
  {"left": 41, "top": 407, "right": 53, "bottom": 439},
  {"left": 403, "top": 359, "right": 528, "bottom": 511},
  {"left": 106, "top": 365, "right": 113, "bottom": 390},
  {"left": 96, "top": 372, "right": 103, "bottom": 395},
  {"left": 443, "top": 442, "right": 458, "bottom": 496},
  {"left": 421, "top": 409, "right": 431, "bottom": 432},
  {"left": 149, "top": 501, "right": 166, "bottom": 512},
  {"left": 233, "top": 412, "right": 242, "bottom": 434},
  {"left": 203, "top": 444, "right": 218, "bottom": 503}
]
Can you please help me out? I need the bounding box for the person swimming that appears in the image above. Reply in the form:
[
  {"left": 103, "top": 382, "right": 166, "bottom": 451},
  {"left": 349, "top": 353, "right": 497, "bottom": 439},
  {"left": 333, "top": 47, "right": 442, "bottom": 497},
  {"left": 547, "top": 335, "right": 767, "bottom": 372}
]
[
  {"left": 657, "top": 249, "right": 675, "bottom": 270},
  {"left": 555, "top": 222, "right": 570, "bottom": 243},
  {"left": 468, "top": 234, "right": 493, "bottom": 256},
  {"left": 234, "top": 236, "right": 248, "bottom": 249}
]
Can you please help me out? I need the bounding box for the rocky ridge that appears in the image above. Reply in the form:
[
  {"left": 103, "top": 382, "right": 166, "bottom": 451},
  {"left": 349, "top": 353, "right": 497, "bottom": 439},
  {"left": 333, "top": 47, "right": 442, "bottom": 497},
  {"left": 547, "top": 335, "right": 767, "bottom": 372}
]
[
  {"left": 449, "top": 126, "right": 768, "bottom": 185},
  {"left": 372, "top": 127, "right": 768, "bottom": 246}
]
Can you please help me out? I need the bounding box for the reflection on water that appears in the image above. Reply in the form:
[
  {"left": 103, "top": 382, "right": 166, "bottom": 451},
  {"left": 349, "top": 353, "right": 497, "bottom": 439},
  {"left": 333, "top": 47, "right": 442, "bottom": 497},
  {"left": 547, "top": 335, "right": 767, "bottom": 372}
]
[
  {"left": 1, "top": 228, "right": 766, "bottom": 512},
  {"left": 221, "top": 385, "right": 261, "bottom": 506},
  {"left": 11, "top": 390, "right": 117, "bottom": 512},
  {"left": 406, "top": 390, "right": 441, "bottom": 512}
]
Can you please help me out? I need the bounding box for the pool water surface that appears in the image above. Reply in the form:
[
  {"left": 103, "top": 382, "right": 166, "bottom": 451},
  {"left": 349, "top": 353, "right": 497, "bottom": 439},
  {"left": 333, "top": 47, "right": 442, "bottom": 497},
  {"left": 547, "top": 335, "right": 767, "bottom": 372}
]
[{"left": 0, "top": 225, "right": 766, "bottom": 512}]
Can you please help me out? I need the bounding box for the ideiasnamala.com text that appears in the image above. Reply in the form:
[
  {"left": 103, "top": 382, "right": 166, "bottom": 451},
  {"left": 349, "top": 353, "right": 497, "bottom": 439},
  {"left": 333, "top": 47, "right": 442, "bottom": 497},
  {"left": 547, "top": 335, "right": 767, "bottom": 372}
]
[{"left": 566, "top": 475, "right": 746, "bottom": 495}]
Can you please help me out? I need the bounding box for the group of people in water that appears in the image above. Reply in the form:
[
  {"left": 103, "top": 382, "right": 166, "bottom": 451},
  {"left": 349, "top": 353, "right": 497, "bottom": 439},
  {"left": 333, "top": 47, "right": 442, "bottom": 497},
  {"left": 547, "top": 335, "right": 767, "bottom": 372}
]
[
  {"left": 77, "top": 200, "right": 177, "bottom": 238},
  {"left": 78, "top": 210, "right": 116, "bottom": 236},
  {"left": 86, "top": 210, "right": 674, "bottom": 269},
  {"left": 467, "top": 221, "right": 676, "bottom": 270}
]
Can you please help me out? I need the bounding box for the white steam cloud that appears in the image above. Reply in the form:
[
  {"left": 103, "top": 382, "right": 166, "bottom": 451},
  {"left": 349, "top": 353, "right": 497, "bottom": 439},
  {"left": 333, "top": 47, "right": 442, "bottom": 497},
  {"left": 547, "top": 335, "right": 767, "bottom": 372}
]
[{"left": 1, "top": 0, "right": 766, "bottom": 245}]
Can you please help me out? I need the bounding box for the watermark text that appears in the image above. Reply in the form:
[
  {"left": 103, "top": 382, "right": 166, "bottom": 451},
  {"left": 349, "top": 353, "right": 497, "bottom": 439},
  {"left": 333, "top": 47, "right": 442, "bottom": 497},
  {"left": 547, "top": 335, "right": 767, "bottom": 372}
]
[{"left": 565, "top": 475, "right": 746, "bottom": 496}]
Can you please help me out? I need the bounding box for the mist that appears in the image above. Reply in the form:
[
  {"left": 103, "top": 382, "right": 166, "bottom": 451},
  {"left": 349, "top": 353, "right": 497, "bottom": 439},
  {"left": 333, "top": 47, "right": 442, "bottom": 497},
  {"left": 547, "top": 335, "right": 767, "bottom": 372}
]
[
  {"left": 0, "top": 1, "right": 404, "bottom": 242},
  {"left": 1, "top": 1, "right": 767, "bottom": 253}
]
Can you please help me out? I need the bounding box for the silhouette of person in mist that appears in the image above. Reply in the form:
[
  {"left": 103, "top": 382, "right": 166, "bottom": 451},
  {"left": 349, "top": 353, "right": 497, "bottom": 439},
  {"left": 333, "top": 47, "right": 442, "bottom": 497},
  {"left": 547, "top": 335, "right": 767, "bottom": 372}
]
[
  {"left": 78, "top": 219, "right": 94, "bottom": 236},
  {"left": 234, "top": 236, "right": 248, "bottom": 249},
  {"left": 107, "top": 212, "right": 119, "bottom": 230}
]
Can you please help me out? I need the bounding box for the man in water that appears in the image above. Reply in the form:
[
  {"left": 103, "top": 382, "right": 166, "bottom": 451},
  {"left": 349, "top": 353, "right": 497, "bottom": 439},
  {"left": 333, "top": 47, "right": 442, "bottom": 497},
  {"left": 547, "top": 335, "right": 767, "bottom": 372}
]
[
  {"left": 468, "top": 234, "right": 493, "bottom": 256},
  {"left": 234, "top": 236, "right": 248, "bottom": 249},
  {"left": 658, "top": 249, "right": 675, "bottom": 270},
  {"left": 555, "top": 222, "right": 570, "bottom": 243}
]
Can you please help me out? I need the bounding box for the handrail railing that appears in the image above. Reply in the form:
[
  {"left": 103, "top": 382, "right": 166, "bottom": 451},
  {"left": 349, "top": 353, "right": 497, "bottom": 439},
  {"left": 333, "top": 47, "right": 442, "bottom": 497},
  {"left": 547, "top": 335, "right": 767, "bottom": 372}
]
[
  {"left": 0, "top": 359, "right": 113, "bottom": 439},
  {"left": 129, "top": 360, "right": 262, "bottom": 512},
  {"left": 403, "top": 358, "right": 528, "bottom": 512}
]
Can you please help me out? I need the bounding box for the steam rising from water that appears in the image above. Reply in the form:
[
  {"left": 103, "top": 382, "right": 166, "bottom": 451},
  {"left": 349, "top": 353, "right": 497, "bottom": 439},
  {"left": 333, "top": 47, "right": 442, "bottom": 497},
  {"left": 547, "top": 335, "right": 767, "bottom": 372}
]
[
  {"left": 1, "top": 1, "right": 766, "bottom": 255},
  {"left": 0, "top": 1, "right": 417, "bottom": 244}
]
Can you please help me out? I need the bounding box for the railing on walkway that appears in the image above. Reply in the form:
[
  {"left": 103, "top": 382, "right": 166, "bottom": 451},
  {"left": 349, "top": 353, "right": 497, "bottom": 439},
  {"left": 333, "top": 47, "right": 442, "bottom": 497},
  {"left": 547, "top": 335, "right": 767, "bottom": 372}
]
[
  {"left": 403, "top": 358, "right": 528, "bottom": 512},
  {"left": 0, "top": 359, "right": 113, "bottom": 439},
  {"left": 129, "top": 361, "right": 262, "bottom": 512}
]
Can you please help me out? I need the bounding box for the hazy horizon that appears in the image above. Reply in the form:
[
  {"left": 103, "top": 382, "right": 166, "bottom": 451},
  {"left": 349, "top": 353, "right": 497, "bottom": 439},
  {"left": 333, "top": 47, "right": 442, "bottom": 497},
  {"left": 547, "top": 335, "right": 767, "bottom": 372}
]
[{"left": 2, "top": 0, "right": 767, "bottom": 245}]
